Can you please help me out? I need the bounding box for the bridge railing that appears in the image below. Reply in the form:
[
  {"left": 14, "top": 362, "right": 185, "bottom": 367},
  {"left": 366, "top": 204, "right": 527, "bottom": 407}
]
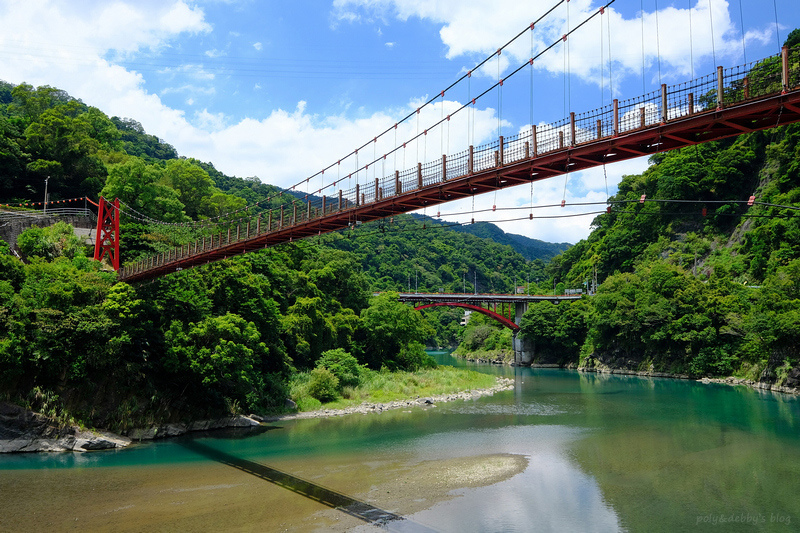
[
  {"left": 0, "top": 208, "right": 94, "bottom": 222},
  {"left": 120, "top": 46, "right": 800, "bottom": 280}
]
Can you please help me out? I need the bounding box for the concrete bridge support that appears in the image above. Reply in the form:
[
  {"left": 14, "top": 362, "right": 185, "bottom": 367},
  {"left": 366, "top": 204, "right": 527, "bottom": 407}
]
[
  {"left": 513, "top": 332, "right": 534, "bottom": 366},
  {"left": 512, "top": 301, "right": 533, "bottom": 366}
]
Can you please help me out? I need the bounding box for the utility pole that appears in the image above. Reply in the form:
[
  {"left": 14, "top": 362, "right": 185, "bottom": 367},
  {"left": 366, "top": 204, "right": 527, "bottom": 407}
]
[{"left": 43, "top": 176, "right": 49, "bottom": 214}]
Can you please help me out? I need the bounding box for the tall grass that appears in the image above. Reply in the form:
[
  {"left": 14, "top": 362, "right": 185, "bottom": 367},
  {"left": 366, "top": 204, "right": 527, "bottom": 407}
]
[{"left": 289, "top": 367, "right": 497, "bottom": 412}]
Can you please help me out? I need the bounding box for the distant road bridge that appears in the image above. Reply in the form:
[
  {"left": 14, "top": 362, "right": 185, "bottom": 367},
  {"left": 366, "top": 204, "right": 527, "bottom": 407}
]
[
  {"left": 395, "top": 292, "right": 581, "bottom": 365},
  {"left": 395, "top": 292, "right": 580, "bottom": 331}
]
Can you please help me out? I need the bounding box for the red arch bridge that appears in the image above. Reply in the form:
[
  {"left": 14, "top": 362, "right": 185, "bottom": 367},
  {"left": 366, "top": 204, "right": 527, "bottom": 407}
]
[
  {"left": 395, "top": 292, "right": 581, "bottom": 365},
  {"left": 395, "top": 292, "right": 580, "bottom": 331}
]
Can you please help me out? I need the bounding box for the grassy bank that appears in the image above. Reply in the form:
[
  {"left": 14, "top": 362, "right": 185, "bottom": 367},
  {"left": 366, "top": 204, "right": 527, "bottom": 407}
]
[{"left": 289, "top": 366, "right": 498, "bottom": 412}]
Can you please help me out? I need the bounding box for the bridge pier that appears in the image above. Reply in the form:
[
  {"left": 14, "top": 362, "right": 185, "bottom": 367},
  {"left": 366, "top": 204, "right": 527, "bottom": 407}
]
[
  {"left": 512, "top": 332, "right": 533, "bottom": 366},
  {"left": 512, "top": 301, "right": 533, "bottom": 366}
]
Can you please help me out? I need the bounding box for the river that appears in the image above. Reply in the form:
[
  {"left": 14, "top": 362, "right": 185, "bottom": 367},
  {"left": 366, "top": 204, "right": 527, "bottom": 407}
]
[{"left": 1, "top": 352, "right": 799, "bottom": 532}]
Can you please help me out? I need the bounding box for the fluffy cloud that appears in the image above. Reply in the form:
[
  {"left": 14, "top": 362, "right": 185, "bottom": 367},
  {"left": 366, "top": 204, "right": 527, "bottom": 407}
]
[{"left": 333, "top": 0, "right": 770, "bottom": 86}]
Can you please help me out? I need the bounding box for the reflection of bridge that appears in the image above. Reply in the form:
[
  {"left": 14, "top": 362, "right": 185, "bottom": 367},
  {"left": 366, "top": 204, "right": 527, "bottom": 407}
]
[
  {"left": 113, "top": 43, "right": 800, "bottom": 283},
  {"left": 396, "top": 292, "right": 580, "bottom": 331}
]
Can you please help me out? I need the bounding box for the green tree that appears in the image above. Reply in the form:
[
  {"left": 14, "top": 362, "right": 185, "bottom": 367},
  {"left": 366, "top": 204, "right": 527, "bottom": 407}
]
[
  {"left": 165, "top": 313, "right": 269, "bottom": 408},
  {"left": 357, "top": 292, "right": 435, "bottom": 370},
  {"left": 162, "top": 159, "right": 214, "bottom": 219},
  {"left": 101, "top": 158, "right": 188, "bottom": 222}
]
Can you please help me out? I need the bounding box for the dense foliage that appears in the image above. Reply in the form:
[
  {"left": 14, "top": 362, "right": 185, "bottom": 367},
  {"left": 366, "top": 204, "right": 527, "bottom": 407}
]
[
  {"left": 0, "top": 80, "right": 545, "bottom": 426},
  {"left": 517, "top": 123, "right": 800, "bottom": 383}
]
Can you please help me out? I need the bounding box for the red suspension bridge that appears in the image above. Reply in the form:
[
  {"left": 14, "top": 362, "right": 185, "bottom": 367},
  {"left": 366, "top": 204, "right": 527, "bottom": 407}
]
[
  {"left": 108, "top": 44, "right": 800, "bottom": 283},
  {"left": 63, "top": 0, "right": 799, "bottom": 282}
]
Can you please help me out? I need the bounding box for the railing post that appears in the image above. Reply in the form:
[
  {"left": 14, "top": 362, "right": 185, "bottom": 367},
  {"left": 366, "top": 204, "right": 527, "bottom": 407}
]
[
  {"left": 338, "top": 190, "right": 343, "bottom": 211},
  {"left": 417, "top": 162, "right": 423, "bottom": 189},
  {"left": 688, "top": 93, "right": 695, "bottom": 115},
  {"left": 640, "top": 107, "right": 646, "bottom": 128},
  {"left": 743, "top": 77, "right": 750, "bottom": 99},
  {"left": 498, "top": 136, "right": 504, "bottom": 165},
  {"left": 227, "top": 227, "right": 231, "bottom": 244},
  {"left": 237, "top": 224, "right": 241, "bottom": 241},
  {"left": 280, "top": 205, "right": 284, "bottom": 228},
  {"left": 596, "top": 119, "right": 602, "bottom": 139},
  {"left": 717, "top": 65, "right": 724, "bottom": 109},
  {"left": 307, "top": 200, "right": 311, "bottom": 220},
  {"left": 395, "top": 170, "right": 401, "bottom": 194},
  {"left": 468, "top": 146, "right": 474, "bottom": 173},
  {"left": 322, "top": 195, "right": 326, "bottom": 214},
  {"left": 355, "top": 184, "right": 360, "bottom": 206},
  {"left": 532, "top": 125, "right": 538, "bottom": 157},
  {"left": 442, "top": 154, "right": 447, "bottom": 181},
  {"left": 524, "top": 141, "right": 529, "bottom": 159},
  {"left": 261, "top": 212, "right": 266, "bottom": 234},
  {"left": 558, "top": 131, "right": 564, "bottom": 149},
  {"left": 613, "top": 99, "right": 619, "bottom": 135},
  {"left": 782, "top": 46, "right": 789, "bottom": 93},
  {"left": 292, "top": 203, "right": 297, "bottom": 225},
  {"left": 661, "top": 83, "right": 668, "bottom": 123},
  {"left": 374, "top": 178, "right": 379, "bottom": 201},
  {"left": 569, "top": 113, "right": 576, "bottom": 146}
]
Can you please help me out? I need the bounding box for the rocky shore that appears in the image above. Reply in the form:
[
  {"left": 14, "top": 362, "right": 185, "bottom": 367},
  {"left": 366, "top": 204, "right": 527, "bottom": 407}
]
[
  {"left": 1, "top": 377, "right": 514, "bottom": 453},
  {"left": 266, "top": 377, "right": 514, "bottom": 421},
  {"left": 0, "top": 402, "right": 131, "bottom": 453},
  {"left": 698, "top": 376, "right": 800, "bottom": 395},
  {"left": 0, "top": 401, "right": 262, "bottom": 454}
]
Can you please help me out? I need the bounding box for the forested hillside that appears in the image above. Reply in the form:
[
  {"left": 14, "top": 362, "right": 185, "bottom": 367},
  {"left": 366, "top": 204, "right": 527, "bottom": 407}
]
[
  {"left": 0, "top": 80, "right": 550, "bottom": 427},
  {"left": 518, "top": 122, "right": 800, "bottom": 385}
]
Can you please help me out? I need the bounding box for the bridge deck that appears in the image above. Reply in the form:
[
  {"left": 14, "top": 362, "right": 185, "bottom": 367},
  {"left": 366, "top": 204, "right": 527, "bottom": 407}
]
[{"left": 394, "top": 292, "right": 581, "bottom": 303}]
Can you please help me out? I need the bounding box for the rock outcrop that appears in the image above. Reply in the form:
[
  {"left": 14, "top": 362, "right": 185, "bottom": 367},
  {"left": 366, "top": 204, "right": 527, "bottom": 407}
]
[
  {"left": 0, "top": 402, "right": 131, "bottom": 453},
  {"left": 0, "top": 402, "right": 264, "bottom": 453}
]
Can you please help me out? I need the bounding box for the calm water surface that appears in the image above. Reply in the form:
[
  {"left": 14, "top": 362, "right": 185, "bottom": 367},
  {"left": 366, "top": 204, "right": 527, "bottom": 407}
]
[{"left": 2, "top": 352, "right": 799, "bottom": 532}]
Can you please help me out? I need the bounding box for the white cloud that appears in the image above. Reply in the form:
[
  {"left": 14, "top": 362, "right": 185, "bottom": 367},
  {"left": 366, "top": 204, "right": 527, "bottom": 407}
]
[
  {"left": 205, "top": 48, "right": 225, "bottom": 58},
  {"left": 194, "top": 108, "right": 227, "bottom": 131},
  {"left": 385, "top": 41, "right": 395, "bottom": 48},
  {"left": 253, "top": 41, "right": 263, "bottom": 50},
  {"left": 334, "top": 0, "right": 759, "bottom": 85}
]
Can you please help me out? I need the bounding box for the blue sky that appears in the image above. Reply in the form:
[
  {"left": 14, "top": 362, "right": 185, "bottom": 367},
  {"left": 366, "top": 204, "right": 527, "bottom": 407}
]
[{"left": 2, "top": 0, "right": 799, "bottom": 243}]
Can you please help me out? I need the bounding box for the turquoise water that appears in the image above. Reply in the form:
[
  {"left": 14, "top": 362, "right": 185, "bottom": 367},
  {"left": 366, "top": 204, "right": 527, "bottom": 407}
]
[{"left": 2, "top": 353, "right": 799, "bottom": 532}]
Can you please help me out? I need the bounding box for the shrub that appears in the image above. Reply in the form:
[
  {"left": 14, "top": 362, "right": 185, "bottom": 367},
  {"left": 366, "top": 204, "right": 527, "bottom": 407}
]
[
  {"left": 316, "top": 348, "right": 364, "bottom": 388},
  {"left": 395, "top": 341, "right": 437, "bottom": 372},
  {"left": 306, "top": 367, "right": 340, "bottom": 402}
]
